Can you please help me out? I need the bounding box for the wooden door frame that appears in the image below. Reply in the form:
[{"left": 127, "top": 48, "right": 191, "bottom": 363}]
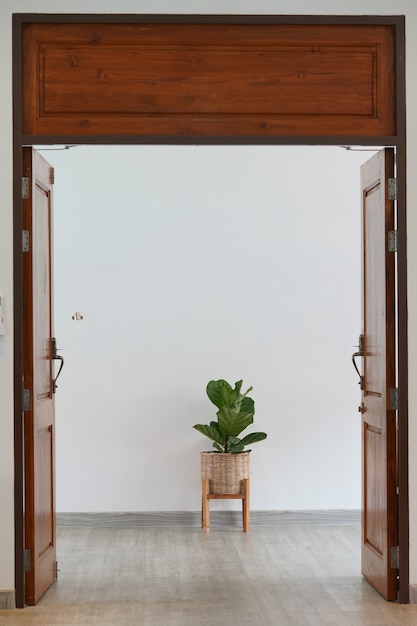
[{"left": 12, "top": 13, "right": 407, "bottom": 606}]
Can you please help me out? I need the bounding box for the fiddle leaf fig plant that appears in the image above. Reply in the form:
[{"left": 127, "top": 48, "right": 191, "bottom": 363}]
[{"left": 193, "top": 379, "right": 267, "bottom": 453}]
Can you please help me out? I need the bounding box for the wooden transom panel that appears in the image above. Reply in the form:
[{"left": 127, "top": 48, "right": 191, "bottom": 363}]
[{"left": 22, "top": 22, "right": 396, "bottom": 138}]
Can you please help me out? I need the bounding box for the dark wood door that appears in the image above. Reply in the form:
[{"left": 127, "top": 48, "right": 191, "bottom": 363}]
[
  {"left": 22, "top": 148, "right": 57, "bottom": 605},
  {"left": 360, "top": 148, "right": 398, "bottom": 600}
]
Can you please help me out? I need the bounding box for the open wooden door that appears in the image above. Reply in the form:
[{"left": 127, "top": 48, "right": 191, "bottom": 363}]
[
  {"left": 359, "top": 148, "right": 398, "bottom": 600},
  {"left": 22, "top": 148, "right": 57, "bottom": 605}
]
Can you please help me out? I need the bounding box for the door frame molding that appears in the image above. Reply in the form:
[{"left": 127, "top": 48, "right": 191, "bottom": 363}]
[{"left": 12, "top": 13, "right": 408, "bottom": 606}]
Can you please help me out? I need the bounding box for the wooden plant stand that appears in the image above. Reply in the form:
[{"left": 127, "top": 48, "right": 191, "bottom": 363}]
[{"left": 201, "top": 477, "right": 250, "bottom": 532}]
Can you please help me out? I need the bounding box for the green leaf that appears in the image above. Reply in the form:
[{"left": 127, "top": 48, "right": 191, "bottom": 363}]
[
  {"left": 233, "top": 380, "right": 243, "bottom": 397},
  {"left": 238, "top": 432, "right": 267, "bottom": 447},
  {"left": 193, "top": 423, "right": 223, "bottom": 445},
  {"left": 240, "top": 396, "right": 255, "bottom": 416},
  {"left": 209, "top": 421, "right": 226, "bottom": 445},
  {"left": 217, "top": 407, "right": 253, "bottom": 437},
  {"left": 227, "top": 436, "right": 245, "bottom": 453},
  {"left": 207, "top": 380, "right": 235, "bottom": 408}
]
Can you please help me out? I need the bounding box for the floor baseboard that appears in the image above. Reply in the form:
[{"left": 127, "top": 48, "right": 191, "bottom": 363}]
[
  {"left": 57, "top": 509, "right": 360, "bottom": 528},
  {"left": 0, "top": 590, "right": 15, "bottom": 610},
  {"left": 409, "top": 584, "right": 417, "bottom": 605}
]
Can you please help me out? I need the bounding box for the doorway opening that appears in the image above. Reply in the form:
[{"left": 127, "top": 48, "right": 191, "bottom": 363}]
[{"left": 38, "top": 142, "right": 375, "bottom": 576}]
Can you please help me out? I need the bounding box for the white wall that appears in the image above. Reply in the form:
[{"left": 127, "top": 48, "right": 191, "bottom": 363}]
[
  {"left": 1, "top": 0, "right": 417, "bottom": 601},
  {"left": 44, "top": 144, "right": 367, "bottom": 512}
]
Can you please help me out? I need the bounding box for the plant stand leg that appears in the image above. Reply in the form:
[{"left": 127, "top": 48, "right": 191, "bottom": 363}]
[
  {"left": 202, "top": 478, "right": 250, "bottom": 532},
  {"left": 202, "top": 478, "right": 210, "bottom": 532},
  {"left": 242, "top": 478, "right": 250, "bottom": 532}
]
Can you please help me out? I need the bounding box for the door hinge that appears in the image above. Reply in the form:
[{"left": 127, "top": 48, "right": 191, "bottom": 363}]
[
  {"left": 390, "top": 545, "right": 400, "bottom": 569},
  {"left": 389, "top": 388, "right": 399, "bottom": 411},
  {"left": 22, "top": 230, "right": 30, "bottom": 253},
  {"left": 55, "top": 561, "right": 59, "bottom": 580},
  {"left": 22, "top": 388, "right": 31, "bottom": 412},
  {"left": 24, "top": 549, "right": 32, "bottom": 572},
  {"left": 22, "top": 177, "right": 30, "bottom": 200},
  {"left": 388, "top": 177, "right": 398, "bottom": 201},
  {"left": 388, "top": 230, "right": 398, "bottom": 253}
]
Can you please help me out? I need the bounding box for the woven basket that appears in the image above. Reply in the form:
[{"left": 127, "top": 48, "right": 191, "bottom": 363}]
[{"left": 200, "top": 451, "right": 250, "bottom": 495}]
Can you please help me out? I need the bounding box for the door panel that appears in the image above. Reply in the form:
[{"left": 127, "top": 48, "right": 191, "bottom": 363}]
[
  {"left": 21, "top": 21, "right": 396, "bottom": 138},
  {"left": 22, "top": 148, "right": 56, "bottom": 605},
  {"left": 361, "top": 148, "right": 397, "bottom": 600}
]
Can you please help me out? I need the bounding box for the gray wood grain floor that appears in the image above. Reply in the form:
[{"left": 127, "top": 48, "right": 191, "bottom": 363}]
[{"left": 2, "top": 524, "right": 417, "bottom": 625}]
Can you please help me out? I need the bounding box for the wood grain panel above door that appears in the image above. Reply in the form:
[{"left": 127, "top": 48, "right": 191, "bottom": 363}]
[{"left": 21, "top": 22, "right": 396, "bottom": 139}]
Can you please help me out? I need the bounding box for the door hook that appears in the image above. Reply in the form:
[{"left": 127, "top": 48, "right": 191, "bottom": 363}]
[
  {"left": 51, "top": 337, "right": 64, "bottom": 393},
  {"left": 352, "top": 334, "right": 364, "bottom": 390}
]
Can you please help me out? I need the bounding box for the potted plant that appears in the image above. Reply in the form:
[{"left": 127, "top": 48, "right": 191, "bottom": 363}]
[{"left": 193, "top": 379, "right": 267, "bottom": 494}]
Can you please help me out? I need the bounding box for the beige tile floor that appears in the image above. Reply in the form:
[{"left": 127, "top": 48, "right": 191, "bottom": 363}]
[{"left": 1, "top": 524, "right": 417, "bottom": 625}]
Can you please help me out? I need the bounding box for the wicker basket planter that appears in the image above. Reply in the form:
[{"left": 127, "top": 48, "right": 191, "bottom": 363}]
[{"left": 201, "top": 451, "right": 250, "bottom": 495}]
